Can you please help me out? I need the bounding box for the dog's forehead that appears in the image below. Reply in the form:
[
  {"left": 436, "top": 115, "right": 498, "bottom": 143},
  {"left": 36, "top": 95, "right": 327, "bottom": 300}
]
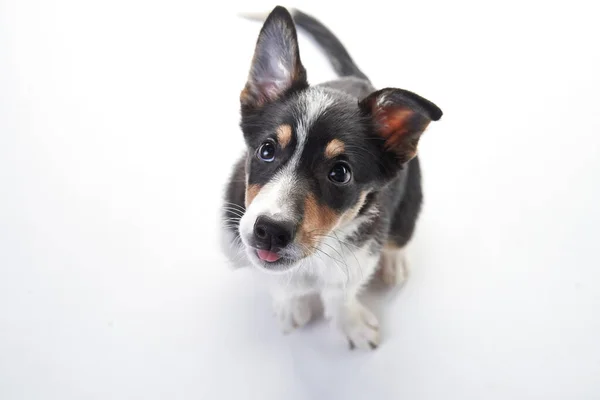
[
  {"left": 289, "top": 87, "right": 363, "bottom": 152},
  {"left": 292, "top": 87, "right": 335, "bottom": 146},
  {"left": 292, "top": 87, "right": 358, "bottom": 127}
]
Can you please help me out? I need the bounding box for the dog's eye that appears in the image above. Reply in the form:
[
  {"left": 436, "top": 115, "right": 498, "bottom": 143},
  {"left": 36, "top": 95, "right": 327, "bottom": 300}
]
[
  {"left": 257, "top": 141, "right": 276, "bottom": 162},
  {"left": 329, "top": 162, "right": 351, "bottom": 184}
]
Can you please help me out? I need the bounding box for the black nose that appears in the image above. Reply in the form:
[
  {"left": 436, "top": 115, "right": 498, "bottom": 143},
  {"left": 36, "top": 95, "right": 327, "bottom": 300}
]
[{"left": 253, "top": 216, "right": 295, "bottom": 251}]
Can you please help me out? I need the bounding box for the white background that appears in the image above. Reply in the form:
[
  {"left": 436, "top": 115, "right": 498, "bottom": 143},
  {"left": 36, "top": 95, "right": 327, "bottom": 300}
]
[{"left": 1, "top": 0, "right": 599, "bottom": 399}]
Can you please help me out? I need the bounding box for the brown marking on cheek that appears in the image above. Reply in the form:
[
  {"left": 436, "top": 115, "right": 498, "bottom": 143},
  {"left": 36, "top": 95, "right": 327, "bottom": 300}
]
[
  {"left": 245, "top": 184, "right": 261, "bottom": 207},
  {"left": 277, "top": 124, "right": 292, "bottom": 149},
  {"left": 298, "top": 193, "right": 340, "bottom": 251},
  {"left": 298, "top": 191, "right": 371, "bottom": 254},
  {"left": 324, "top": 139, "right": 345, "bottom": 159}
]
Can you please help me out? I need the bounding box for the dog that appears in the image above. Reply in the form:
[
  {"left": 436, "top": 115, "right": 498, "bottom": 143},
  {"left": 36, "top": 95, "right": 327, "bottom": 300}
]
[{"left": 221, "top": 6, "right": 442, "bottom": 350}]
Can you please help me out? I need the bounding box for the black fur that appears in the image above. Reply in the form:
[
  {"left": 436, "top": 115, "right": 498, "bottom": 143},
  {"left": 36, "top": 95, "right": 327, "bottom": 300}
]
[
  {"left": 223, "top": 155, "right": 247, "bottom": 227},
  {"left": 223, "top": 6, "right": 441, "bottom": 261},
  {"left": 388, "top": 156, "right": 423, "bottom": 248},
  {"left": 242, "top": 89, "right": 393, "bottom": 216}
]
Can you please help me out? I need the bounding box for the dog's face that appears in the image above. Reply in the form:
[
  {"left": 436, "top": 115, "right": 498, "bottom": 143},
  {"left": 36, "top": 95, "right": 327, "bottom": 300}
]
[{"left": 237, "top": 7, "right": 441, "bottom": 272}]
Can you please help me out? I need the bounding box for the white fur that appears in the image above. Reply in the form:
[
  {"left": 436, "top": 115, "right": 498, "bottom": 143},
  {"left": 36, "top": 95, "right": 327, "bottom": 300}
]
[
  {"left": 219, "top": 227, "right": 247, "bottom": 269},
  {"left": 272, "top": 232, "right": 382, "bottom": 349},
  {"left": 289, "top": 88, "right": 334, "bottom": 167},
  {"left": 230, "top": 86, "right": 388, "bottom": 349},
  {"left": 379, "top": 246, "right": 409, "bottom": 286},
  {"left": 228, "top": 209, "right": 386, "bottom": 350},
  {"left": 238, "top": 87, "right": 335, "bottom": 265},
  {"left": 321, "top": 289, "right": 380, "bottom": 349},
  {"left": 272, "top": 290, "right": 313, "bottom": 334},
  {"left": 239, "top": 167, "right": 297, "bottom": 244}
]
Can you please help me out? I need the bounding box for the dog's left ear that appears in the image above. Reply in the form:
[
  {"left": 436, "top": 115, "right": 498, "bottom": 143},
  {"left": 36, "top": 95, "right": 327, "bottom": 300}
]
[
  {"left": 360, "top": 88, "right": 443, "bottom": 165},
  {"left": 241, "top": 6, "right": 307, "bottom": 110}
]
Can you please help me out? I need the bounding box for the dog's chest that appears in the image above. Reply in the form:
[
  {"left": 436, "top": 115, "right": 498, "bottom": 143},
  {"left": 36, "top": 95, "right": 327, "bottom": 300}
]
[{"left": 275, "top": 236, "right": 380, "bottom": 293}]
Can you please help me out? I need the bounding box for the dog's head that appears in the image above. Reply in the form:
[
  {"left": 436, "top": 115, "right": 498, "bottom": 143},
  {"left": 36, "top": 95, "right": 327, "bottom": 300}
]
[{"left": 237, "top": 7, "right": 442, "bottom": 272}]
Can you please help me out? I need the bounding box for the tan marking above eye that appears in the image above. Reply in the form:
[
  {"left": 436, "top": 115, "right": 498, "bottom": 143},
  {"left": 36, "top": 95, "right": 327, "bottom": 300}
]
[
  {"left": 245, "top": 184, "right": 261, "bottom": 208},
  {"left": 276, "top": 124, "right": 292, "bottom": 148},
  {"left": 325, "top": 139, "right": 345, "bottom": 159}
]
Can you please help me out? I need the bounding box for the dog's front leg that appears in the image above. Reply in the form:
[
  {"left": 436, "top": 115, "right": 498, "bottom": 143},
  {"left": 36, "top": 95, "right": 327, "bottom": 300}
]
[
  {"left": 321, "top": 288, "right": 380, "bottom": 350},
  {"left": 271, "top": 288, "right": 314, "bottom": 334}
]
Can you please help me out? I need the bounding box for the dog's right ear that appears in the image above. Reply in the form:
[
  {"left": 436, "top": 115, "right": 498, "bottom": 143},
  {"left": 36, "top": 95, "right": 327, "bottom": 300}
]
[{"left": 240, "top": 6, "right": 307, "bottom": 110}]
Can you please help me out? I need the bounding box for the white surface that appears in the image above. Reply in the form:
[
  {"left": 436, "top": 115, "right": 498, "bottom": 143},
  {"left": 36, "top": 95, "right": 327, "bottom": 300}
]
[{"left": 1, "top": 0, "right": 599, "bottom": 399}]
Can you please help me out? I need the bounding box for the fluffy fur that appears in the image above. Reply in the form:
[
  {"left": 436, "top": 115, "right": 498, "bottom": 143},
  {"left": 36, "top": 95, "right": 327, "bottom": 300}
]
[{"left": 222, "top": 6, "right": 442, "bottom": 350}]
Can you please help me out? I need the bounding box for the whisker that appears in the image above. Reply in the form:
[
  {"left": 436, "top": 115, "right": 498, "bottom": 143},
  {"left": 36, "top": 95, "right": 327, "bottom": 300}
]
[
  {"left": 222, "top": 223, "right": 241, "bottom": 230},
  {"left": 316, "top": 241, "right": 351, "bottom": 282},
  {"left": 331, "top": 232, "right": 364, "bottom": 282},
  {"left": 316, "top": 248, "right": 349, "bottom": 287},
  {"left": 312, "top": 232, "right": 364, "bottom": 282},
  {"left": 299, "top": 242, "right": 347, "bottom": 286},
  {"left": 222, "top": 205, "right": 246, "bottom": 213},
  {"left": 222, "top": 202, "right": 247, "bottom": 212},
  {"left": 221, "top": 209, "right": 245, "bottom": 218}
]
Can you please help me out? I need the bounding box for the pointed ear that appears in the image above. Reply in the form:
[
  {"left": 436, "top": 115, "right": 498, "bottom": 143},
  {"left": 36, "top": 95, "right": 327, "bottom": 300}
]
[
  {"left": 360, "top": 88, "right": 443, "bottom": 165},
  {"left": 240, "top": 6, "right": 307, "bottom": 109}
]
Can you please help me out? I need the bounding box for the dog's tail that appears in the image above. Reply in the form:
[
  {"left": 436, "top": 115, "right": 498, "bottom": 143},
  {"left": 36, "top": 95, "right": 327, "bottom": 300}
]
[{"left": 240, "top": 8, "right": 369, "bottom": 81}]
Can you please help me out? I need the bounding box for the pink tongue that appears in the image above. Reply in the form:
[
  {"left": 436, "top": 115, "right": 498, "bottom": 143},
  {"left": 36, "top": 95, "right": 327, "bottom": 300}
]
[{"left": 257, "top": 249, "right": 281, "bottom": 262}]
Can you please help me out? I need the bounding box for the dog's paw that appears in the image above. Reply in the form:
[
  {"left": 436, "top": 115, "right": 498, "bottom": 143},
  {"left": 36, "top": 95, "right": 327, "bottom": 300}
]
[
  {"left": 338, "top": 302, "right": 380, "bottom": 350},
  {"left": 379, "top": 248, "right": 409, "bottom": 286},
  {"left": 273, "top": 296, "right": 312, "bottom": 334}
]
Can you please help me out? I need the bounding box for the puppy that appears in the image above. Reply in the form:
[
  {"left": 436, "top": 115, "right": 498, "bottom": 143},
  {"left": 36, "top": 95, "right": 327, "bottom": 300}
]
[{"left": 221, "top": 6, "right": 442, "bottom": 350}]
